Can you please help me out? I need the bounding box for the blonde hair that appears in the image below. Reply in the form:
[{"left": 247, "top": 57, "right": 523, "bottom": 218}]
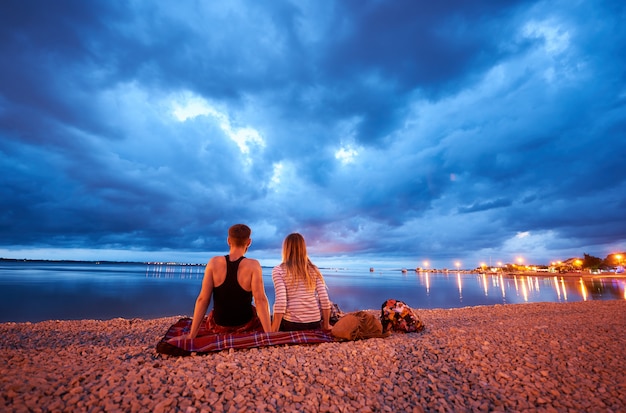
[{"left": 281, "top": 233, "right": 322, "bottom": 291}]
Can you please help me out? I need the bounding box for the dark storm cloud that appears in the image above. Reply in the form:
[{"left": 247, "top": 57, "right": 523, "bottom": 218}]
[
  {"left": 316, "top": 0, "right": 531, "bottom": 145},
  {"left": 0, "top": 0, "right": 625, "bottom": 266},
  {"left": 326, "top": 0, "right": 527, "bottom": 88},
  {"left": 459, "top": 199, "right": 512, "bottom": 214},
  {"left": 0, "top": 1, "right": 130, "bottom": 139}
]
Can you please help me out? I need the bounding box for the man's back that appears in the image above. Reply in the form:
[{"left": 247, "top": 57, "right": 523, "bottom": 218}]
[
  {"left": 185, "top": 224, "right": 271, "bottom": 337},
  {"left": 212, "top": 255, "right": 255, "bottom": 326},
  {"left": 210, "top": 255, "right": 260, "bottom": 292}
]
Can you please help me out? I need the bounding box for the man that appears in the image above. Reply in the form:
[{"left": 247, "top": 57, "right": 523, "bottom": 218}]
[{"left": 186, "top": 224, "right": 271, "bottom": 338}]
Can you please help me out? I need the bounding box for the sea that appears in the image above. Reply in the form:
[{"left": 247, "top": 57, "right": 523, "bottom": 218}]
[{"left": 0, "top": 261, "right": 624, "bottom": 323}]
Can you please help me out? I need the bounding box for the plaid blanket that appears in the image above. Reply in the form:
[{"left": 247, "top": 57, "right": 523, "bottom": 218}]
[{"left": 156, "top": 317, "right": 335, "bottom": 356}]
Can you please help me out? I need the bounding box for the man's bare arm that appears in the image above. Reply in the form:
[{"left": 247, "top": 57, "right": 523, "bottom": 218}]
[
  {"left": 250, "top": 261, "right": 271, "bottom": 333},
  {"left": 188, "top": 260, "right": 215, "bottom": 338}
]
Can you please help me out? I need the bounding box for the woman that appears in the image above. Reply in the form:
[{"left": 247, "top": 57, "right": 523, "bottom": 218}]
[{"left": 271, "top": 233, "right": 332, "bottom": 332}]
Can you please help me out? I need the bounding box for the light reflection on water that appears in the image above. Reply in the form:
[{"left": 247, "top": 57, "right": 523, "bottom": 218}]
[{"left": 0, "top": 262, "right": 624, "bottom": 322}]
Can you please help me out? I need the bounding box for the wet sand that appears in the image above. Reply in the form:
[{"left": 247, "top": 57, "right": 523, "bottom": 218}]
[{"left": 1, "top": 300, "right": 625, "bottom": 412}]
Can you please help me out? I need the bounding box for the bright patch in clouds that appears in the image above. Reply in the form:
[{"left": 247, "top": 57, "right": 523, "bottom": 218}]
[
  {"left": 522, "top": 19, "right": 570, "bottom": 55},
  {"left": 172, "top": 94, "right": 213, "bottom": 121},
  {"left": 171, "top": 93, "right": 265, "bottom": 155},
  {"left": 269, "top": 162, "right": 284, "bottom": 189},
  {"left": 335, "top": 145, "right": 359, "bottom": 165}
]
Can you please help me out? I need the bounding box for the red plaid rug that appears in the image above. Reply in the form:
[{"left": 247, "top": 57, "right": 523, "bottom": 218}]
[{"left": 156, "top": 317, "right": 335, "bottom": 356}]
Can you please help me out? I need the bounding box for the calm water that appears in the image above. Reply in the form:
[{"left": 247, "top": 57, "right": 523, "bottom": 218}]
[{"left": 0, "top": 262, "right": 624, "bottom": 322}]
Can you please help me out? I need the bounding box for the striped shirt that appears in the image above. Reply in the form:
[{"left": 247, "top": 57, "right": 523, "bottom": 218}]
[{"left": 272, "top": 263, "right": 332, "bottom": 323}]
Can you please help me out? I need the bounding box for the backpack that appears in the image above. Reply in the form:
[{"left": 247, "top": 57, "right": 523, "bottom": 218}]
[{"left": 380, "top": 299, "right": 425, "bottom": 333}]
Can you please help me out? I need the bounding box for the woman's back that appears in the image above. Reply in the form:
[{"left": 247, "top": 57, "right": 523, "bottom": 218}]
[
  {"left": 271, "top": 233, "right": 332, "bottom": 331},
  {"left": 272, "top": 263, "right": 330, "bottom": 323}
]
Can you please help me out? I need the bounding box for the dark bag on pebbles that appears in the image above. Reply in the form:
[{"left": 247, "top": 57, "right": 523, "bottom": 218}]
[
  {"left": 329, "top": 302, "right": 344, "bottom": 326},
  {"left": 380, "top": 299, "right": 425, "bottom": 333}
]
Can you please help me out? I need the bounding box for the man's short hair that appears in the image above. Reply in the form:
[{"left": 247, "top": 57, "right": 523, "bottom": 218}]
[{"left": 228, "top": 224, "right": 252, "bottom": 247}]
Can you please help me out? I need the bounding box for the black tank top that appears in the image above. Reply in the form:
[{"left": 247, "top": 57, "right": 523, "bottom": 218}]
[{"left": 212, "top": 255, "right": 254, "bottom": 326}]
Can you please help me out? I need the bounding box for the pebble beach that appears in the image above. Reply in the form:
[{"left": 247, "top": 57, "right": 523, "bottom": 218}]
[{"left": 1, "top": 300, "right": 625, "bottom": 413}]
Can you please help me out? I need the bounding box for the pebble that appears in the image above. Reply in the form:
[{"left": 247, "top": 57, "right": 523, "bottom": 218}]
[{"left": 1, "top": 301, "right": 625, "bottom": 412}]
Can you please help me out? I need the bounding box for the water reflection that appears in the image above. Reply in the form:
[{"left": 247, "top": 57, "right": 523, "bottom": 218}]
[
  {"left": 580, "top": 277, "right": 625, "bottom": 301},
  {"left": 145, "top": 264, "right": 204, "bottom": 279},
  {"left": 444, "top": 272, "right": 626, "bottom": 306},
  {"left": 1, "top": 262, "right": 625, "bottom": 322},
  {"left": 322, "top": 270, "right": 626, "bottom": 313}
]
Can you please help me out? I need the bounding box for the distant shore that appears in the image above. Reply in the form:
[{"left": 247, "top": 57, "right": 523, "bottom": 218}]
[
  {"left": 3, "top": 258, "right": 624, "bottom": 276},
  {"left": 2, "top": 300, "right": 624, "bottom": 412},
  {"left": 0, "top": 257, "right": 206, "bottom": 266}
]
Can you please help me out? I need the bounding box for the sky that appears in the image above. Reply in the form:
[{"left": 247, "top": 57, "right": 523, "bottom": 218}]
[{"left": 1, "top": 0, "right": 625, "bottom": 269}]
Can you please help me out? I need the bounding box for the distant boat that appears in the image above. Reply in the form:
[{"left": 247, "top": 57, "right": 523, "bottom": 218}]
[{"left": 401, "top": 268, "right": 408, "bottom": 273}]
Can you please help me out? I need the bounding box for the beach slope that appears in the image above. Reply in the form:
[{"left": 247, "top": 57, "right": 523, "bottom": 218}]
[{"left": 1, "top": 300, "right": 625, "bottom": 412}]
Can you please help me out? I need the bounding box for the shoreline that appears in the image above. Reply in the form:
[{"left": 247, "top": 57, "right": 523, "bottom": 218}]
[{"left": 2, "top": 300, "right": 625, "bottom": 412}]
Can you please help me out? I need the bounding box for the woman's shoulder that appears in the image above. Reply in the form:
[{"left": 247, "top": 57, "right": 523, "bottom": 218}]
[
  {"left": 272, "top": 263, "right": 286, "bottom": 271},
  {"left": 307, "top": 262, "right": 322, "bottom": 275}
]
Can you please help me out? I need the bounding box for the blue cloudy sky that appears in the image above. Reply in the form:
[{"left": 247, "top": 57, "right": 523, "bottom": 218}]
[{"left": 1, "top": 0, "right": 625, "bottom": 269}]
